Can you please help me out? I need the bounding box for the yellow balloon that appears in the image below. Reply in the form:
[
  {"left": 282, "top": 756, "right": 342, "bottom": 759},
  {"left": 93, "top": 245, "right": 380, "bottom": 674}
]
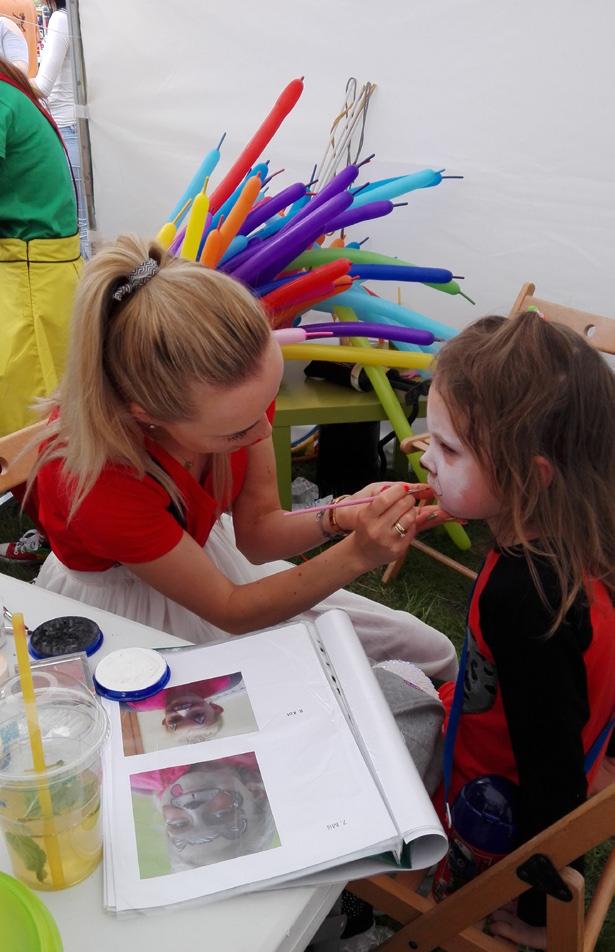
[
  {"left": 280, "top": 343, "right": 433, "bottom": 370},
  {"left": 181, "top": 193, "right": 210, "bottom": 261},
  {"left": 155, "top": 222, "right": 176, "bottom": 249}
]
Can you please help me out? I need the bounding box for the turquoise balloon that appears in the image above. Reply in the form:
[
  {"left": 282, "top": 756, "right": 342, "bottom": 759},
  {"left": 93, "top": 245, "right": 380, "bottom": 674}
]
[
  {"left": 253, "top": 194, "right": 311, "bottom": 239},
  {"left": 210, "top": 163, "right": 269, "bottom": 229},
  {"left": 167, "top": 146, "right": 223, "bottom": 224},
  {"left": 350, "top": 175, "right": 405, "bottom": 195},
  {"left": 309, "top": 288, "right": 457, "bottom": 341},
  {"left": 351, "top": 169, "right": 442, "bottom": 209},
  {"left": 219, "top": 235, "right": 249, "bottom": 265}
]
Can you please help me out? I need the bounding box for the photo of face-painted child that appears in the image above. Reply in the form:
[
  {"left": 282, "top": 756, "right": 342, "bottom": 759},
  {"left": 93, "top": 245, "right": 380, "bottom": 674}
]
[
  {"left": 120, "top": 673, "right": 258, "bottom": 756},
  {"left": 130, "top": 752, "right": 280, "bottom": 878}
]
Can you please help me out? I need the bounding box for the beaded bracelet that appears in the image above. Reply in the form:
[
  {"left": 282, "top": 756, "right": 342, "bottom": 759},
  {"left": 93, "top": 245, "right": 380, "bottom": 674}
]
[{"left": 316, "top": 508, "right": 340, "bottom": 540}]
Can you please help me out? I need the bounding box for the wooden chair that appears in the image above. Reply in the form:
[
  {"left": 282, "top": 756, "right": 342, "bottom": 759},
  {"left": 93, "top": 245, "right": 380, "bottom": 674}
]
[
  {"left": 347, "top": 782, "right": 615, "bottom": 952},
  {"left": 510, "top": 282, "right": 615, "bottom": 353},
  {"left": 383, "top": 283, "right": 615, "bottom": 583},
  {"left": 0, "top": 420, "right": 45, "bottom": 494}
]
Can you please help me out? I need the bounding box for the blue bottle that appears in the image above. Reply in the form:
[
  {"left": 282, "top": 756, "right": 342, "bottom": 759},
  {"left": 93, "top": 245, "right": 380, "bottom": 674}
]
[{"left": 433, "top": 775, "right": 519, "bottom": 901}]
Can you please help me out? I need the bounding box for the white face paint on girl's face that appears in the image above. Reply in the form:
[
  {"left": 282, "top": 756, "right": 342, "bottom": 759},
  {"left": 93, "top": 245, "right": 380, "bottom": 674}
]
[{"left": 421, "top": 385, "right": 502, "bottom": 522}]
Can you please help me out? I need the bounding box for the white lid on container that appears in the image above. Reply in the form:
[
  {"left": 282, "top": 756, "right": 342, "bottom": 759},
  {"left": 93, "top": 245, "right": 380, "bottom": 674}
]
[{"left": 93, "top": 647, "right": 170, "bottom": 701}]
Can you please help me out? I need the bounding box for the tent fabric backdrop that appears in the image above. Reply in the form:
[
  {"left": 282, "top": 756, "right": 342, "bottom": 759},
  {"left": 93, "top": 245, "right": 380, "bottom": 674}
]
[{"left": 77, "top": 0, "right": 615, "bottom": 329}]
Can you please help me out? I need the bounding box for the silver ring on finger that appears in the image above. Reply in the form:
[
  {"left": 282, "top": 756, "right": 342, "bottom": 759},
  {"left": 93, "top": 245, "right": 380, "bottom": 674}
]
[{"left": 392, "top": 520, "right": 407, "bottom": 538}]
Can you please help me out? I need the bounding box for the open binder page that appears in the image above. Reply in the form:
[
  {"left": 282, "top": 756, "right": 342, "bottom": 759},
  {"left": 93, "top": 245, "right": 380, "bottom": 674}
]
[
  {"left": 103, "top": 619, "right": 400, "bottom": 912},
  {"left": 314, "top": 610, "right": 447, "bottom": 870}
]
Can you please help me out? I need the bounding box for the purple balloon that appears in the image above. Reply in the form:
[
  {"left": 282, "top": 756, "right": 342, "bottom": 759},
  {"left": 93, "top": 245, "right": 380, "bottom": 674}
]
[
  {"left": 301, "top": 321, "right": 434, "bottom": 346},
  {"left": 169, "top": 224, "right": 186, "bottom": 255},
  {"left": 326, "top": 200, "right": 395, "bottom": 233},
  {"left": 232, "top": 191, "right": 352, "bottom": 287},
  {"left": 239, "top": 181, "right": 307, "bottom": 236},
  {"left": 282, "top": 164, "right": 360, "bottom": 232}
]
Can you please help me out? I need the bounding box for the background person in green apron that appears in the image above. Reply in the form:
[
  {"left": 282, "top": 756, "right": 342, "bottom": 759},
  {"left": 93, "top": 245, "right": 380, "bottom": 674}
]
[
  {"left": 0, "top": 55, "right": 81, "bottom": 434},
  {"left": 0, "top": 54, "right": 81, "bottom": 562}
]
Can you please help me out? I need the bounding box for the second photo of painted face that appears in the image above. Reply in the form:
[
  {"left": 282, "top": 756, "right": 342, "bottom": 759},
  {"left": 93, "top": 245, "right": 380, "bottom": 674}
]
[
  {"left": 421, "top": 385, "right": 501, "bottom": 523},
  {"left": 159, "top": 760, "right": 278, "bottom": 871}
]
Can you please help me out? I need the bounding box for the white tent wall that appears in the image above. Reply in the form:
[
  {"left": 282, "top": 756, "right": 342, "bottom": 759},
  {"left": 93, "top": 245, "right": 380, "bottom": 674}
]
[{"left": 78, "top": 0, "right": 615, "bottom": 329}]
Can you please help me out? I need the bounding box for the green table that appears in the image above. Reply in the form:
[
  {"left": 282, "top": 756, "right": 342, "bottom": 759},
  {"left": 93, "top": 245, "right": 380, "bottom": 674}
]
[{"left": 272, "top": 362, "right": 411, "bottom": 509}]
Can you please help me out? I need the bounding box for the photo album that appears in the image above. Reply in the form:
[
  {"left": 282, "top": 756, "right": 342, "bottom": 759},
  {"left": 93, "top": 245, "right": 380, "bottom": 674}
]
[{"left": 101, "top": 609, "right": 448, "bottom": 913}]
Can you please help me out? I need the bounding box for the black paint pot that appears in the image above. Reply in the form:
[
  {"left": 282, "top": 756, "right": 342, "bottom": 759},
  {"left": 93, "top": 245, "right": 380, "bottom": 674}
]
[{"left": 29, "top": 616, "right": 104, "bottom": 659}]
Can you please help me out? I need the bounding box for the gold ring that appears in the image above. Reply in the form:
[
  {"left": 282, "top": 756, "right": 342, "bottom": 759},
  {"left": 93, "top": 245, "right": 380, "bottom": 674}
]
[{"left": 392, "top": 521, "right": 407, "bottom": 538}]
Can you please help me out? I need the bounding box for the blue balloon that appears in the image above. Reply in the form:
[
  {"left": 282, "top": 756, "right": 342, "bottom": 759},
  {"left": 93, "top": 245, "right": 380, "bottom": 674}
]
[
  {"left": 167, "top": 145, "right": 222, "bottom": 224},
  {"left": 210, "top": 163, "right": 269, "bottom": 229},
  {"left": 348, "top": 264, "right": 453, "bottom": 284},
  {"left": 252, "top": 194, "right": 311, "bottom": 240},
  {"left": 254, "top": 274, "right": 297, "bottom": 296},
  {"left": 218, "top": 235, "right": 249, "bottom": 266},
  {"left": 351, "top": 169, "right": 442, "bottom": 209}
]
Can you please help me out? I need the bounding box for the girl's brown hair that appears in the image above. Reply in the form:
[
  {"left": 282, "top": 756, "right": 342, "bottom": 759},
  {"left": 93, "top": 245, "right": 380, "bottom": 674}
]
[
  {"left": 432, "top": 311, "right": 615, "bottom": 629},
  {"left": 28, "top": 234, "right": 272, "bottom": 518}
]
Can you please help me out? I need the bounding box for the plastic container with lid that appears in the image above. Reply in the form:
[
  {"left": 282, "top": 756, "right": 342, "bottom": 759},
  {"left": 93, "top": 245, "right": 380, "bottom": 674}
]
[
  {"left": 0, "top": 871, "right": 63, "bottom": 951},
  {"left": 93, "top": 646, "right": 171, "bottom": 702},
  {"left": 0, "top": 673, "right": 110, "bottom": 891},
  {"left": 28, "top": 616, "right": 104, "bottom": 660}
]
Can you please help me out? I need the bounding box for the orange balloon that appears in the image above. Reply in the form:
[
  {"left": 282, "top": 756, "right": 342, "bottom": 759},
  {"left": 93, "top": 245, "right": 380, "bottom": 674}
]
[
  {"left": 214, "top": 175, "right": 262, "bottom": 264},
  {"left": 200, "top": 229, "right": 222, "bottom": 269}
]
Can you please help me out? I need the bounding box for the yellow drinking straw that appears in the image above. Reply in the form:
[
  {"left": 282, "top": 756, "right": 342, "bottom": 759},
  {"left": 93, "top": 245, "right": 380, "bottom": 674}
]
[{"left": 12, "top": 613, "right": 65, "bottom": 888}]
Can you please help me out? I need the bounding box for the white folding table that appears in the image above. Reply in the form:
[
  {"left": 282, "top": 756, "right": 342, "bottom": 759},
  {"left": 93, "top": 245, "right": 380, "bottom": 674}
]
[{"left": 0, "top": 575, "right": 340, "bottom": 952}]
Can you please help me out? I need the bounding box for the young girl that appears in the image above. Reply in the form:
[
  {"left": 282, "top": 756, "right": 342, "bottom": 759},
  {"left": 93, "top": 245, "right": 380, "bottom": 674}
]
[
  {"left": 21, "top": 234, "right": 458, "bottom": 679},
  {"left": 421, "top": 311, "right": 615, "bottom": 945}
]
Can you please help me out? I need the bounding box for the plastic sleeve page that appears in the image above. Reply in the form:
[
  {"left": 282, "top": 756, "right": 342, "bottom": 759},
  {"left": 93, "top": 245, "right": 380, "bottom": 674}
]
[
  {"left": 101, "top": 621, "right": 399, "bottom": 912},
  {"left": 314, "top": 610, "right": 447, "bottom": 869},
  {"left": 101, "top": 741, "right": 115, "bottom": 909}
]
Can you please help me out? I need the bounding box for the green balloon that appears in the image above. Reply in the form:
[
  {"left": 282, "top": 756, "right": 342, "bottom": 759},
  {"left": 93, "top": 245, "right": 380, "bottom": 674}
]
[{"left": 334, "top": 306, "right": 471, "bottom": 551}]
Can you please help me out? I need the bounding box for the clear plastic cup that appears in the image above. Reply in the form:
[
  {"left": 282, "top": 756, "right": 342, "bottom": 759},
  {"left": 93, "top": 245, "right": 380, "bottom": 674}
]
[{"left": 0, "top": 673, "right": 109, "bottom": 890}]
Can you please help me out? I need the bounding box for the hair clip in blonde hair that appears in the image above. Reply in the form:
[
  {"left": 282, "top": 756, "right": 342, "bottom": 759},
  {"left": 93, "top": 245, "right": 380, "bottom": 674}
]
[
  {"left": 526, "top": 305, "right": 546, "bottom": 319},
  {"left": 112, "top": 257, "right": 160, "bottom": 302}
]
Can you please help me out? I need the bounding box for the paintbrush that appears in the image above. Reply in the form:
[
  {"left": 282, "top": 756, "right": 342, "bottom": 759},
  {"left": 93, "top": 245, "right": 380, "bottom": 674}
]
[{"left": 284, "top": 485, "right": 434, "bottom": 517}]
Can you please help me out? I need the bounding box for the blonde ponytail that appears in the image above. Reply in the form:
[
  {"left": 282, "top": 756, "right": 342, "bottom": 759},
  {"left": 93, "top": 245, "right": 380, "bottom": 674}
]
[{"left": 29, "top": 235, "right": 272, "bottom": 518}]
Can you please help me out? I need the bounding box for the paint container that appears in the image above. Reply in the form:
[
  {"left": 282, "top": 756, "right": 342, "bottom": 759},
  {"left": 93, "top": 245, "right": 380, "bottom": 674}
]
[
  {"left": 93, "top": 647, "right": 171, "bottom": 702},
  {"left": 29, "top": 617, "right": 104, "bottom": 660}
]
